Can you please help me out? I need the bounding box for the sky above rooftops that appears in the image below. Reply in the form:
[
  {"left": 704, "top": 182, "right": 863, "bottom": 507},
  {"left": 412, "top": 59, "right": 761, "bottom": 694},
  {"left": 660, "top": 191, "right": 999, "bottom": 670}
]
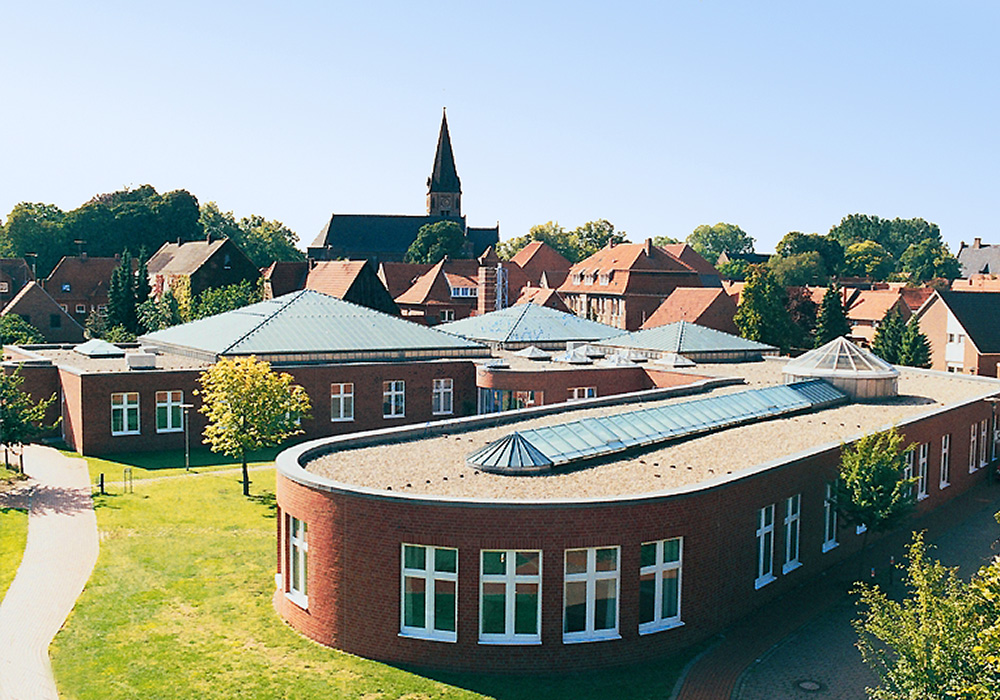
[{"left": 2, "top": 2, "right": 996, "bottom": 255}]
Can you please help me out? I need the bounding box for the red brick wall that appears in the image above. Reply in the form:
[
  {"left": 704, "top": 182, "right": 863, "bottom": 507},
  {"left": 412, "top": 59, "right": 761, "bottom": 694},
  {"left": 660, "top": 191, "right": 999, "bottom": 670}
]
[
  {"left": 476, "top": 366, "right": 709, "bottom": 404},
  {"left": 273, "top": 397, "right": 994, "bottom": 672},
  {"left": 60, "top": 359, "right": 477, "bottom": 455}
]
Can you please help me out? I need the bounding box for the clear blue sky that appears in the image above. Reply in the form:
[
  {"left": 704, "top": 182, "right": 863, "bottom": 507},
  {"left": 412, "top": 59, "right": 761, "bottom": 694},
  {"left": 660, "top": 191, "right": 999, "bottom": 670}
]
[{"left": 2, "top": 1, "right": 997, "bottom": 254}]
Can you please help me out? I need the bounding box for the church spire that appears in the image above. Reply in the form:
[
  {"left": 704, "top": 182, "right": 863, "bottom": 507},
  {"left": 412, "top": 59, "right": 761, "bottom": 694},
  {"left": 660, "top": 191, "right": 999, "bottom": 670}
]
[{"left": 427, "top": 109, "right": 462, "bottom": 217}]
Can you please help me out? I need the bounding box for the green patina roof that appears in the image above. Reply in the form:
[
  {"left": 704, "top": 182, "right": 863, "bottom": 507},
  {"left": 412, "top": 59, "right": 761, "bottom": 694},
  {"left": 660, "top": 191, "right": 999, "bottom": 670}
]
[
  {"left": 601, "top": 321, "right": 776, "bottom": 355},
  {"left": 140, "top": 290, "right": 487, "bottom": 358},
  {"left": 438, "top": 303, "right": 620, "bottom": 345}
]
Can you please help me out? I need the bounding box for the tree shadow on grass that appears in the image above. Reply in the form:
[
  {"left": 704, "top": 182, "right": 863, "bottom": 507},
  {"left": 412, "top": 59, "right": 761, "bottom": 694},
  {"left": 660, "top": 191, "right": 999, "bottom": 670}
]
[
  {"left": 90, "top": 492, "right": 123, "bottom": 511},
  {"left": 247, "top": 490, "right": 277, "bottom": 518},
  {"left": 90, "top": 445, "right": 287, "bottom": 473}
]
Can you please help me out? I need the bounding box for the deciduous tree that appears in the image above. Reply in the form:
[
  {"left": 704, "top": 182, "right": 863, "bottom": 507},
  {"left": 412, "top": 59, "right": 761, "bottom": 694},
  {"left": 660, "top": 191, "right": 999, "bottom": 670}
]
[
  {"left": 405, "top": 220, "right": 467, "bottom": 264},
  {"left": 844, "top": 241, "right": 894, "bottom": 280},
  {"left": 900, "top": 238, "right": 961, "bottom": 283},
  {"left": 836, "top": 427, "right": 915, "bottom": 537},
  {"left": 0, "top": 366, "right": 58, "bottom": 471},
  {"left": 768, "top": 251, "right": 828, "bottom": 287},
  {"left": 0, "top": 314, "right": 45, "bottom": 346},
  {"left": 686, "top": 222, "right": 755, "bottom": 266},
  {"left": 197, "top": 356, "right": 311, "bottom": 496}
]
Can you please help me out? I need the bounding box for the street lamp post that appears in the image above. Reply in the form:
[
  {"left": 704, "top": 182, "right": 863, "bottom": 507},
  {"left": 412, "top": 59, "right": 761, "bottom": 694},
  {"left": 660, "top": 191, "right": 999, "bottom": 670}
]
[{"left": 181, "top": 403, "right": 194, "bottom": 471}]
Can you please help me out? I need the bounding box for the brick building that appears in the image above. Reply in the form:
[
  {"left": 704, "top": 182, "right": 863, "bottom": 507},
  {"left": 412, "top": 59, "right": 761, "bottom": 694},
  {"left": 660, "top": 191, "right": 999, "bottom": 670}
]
[
  {"left": 147, "top": 235, "right": 259, "bottom": 299},
  {"left": 42, "top": 254, "right": 123, "bottom": 324},
  {"left": 1, "top": 281, "right": 84, "bottom": 343},
  {"left": 273, "top": 341, "right": 1000, "bottom": 672},
  {"left": 913, "top": 290, "right": 1000, "bottom": 376},
  {"left": 0, "top": 259, "right": 33, "bottom": 308}
]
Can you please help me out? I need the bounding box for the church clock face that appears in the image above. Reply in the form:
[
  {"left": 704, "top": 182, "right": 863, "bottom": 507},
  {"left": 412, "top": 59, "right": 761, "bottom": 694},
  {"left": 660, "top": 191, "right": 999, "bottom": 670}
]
[{"left": 439, "top": 195, "right": 452, "bottom": 209}]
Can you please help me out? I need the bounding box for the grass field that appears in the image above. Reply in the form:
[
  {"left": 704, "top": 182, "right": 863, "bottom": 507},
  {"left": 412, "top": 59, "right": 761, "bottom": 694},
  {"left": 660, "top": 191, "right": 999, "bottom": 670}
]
[
  {"left": 50, "top": 463, "right": 693, "bottom": 699},
  {"left": 0, "top": 506, "right": 28, "bottom": 601},
  {"left": 61, "top": 445, "right": 285, "bottom": 484}
]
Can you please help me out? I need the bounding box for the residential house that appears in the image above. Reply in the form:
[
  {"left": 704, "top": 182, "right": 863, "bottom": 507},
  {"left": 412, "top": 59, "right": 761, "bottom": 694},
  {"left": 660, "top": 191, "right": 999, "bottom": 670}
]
[
  {"left": 508, "top": 241, "right": 571, "bottom": 288},
  {"left": 514, "top": 286, "right": 571, "bottom": 314},
  {"left": 147, "top": 235, "right": 259, "bottom": 300},
  {"left": 303, "top": 260, "right": 399, "bottom": 316},
  {"left": 0, "top": 259, "right": 33, "bottom": 308},
  {"left": 956, "top": 238, "right": 1000, "bottom": 278},
  {"left": 844, "top": 289, "right": 912, "bottom": 346},
  {"left": 641, "top": 287, "right": 738, "bottom": 335},
  {"left": 261, "top": 261, "right": 308, "bottom": 299},
  {"left": 913, "top": 290, "right": 1000, "bottom": 376},
  {"left": 558, "top": 239, "right": 703, "bottom": 331},
  {"left": 1, "top": 281, "right": 85, "bottom": 343},
  {"left": 42, "top": 254, "right": 122, "bottom": 324}
]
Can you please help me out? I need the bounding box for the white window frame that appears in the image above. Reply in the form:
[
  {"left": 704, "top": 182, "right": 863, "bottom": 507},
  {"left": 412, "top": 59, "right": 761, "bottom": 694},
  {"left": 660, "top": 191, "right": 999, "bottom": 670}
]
[
  {"left": 432, "top": 378, "right": 454, "bottom": 416},
  {"left": 330, "top": 382, "right": 354, "bottom": 422},
  {"left": 782, "top": 495, "right": 801, "bottom": 575},
  {"left": 383, "top": 380, "right": 405, "bottom": 418},
  {"left": 111, "top": 392, "right": 140, "bottom": 436},
  {"left": 478, "top": 550, "right": 542, "bottom": 645},
  {"left": 940, "top": 433, "right": 951, "bottom": 489},
  {"left": 970, "top": 423, "right": 979, "bottom": 473},
  {"left": 755, "top": 504, "right": 776, "bottom": 589},
  {"left": 0, "top": 281, "right": 8, "bottom": 293},
  {"left": 917, "top": 442, "right": 929, "bottom": 500},
  {"left": 568, "top": 386, "right": 597, "bottom": 401},
  {"left": 286, "top": 515, "right": 308, "bottom": 608},
  {"left": 823, "top": 482, "right": 838, "bottom": 553},
  {"left": 155, "top": 390, "right": 184, "bottom": 434},
  {"left": 400, "top": 544, "right": 458, "bottom": 642},
  {"left": 639, "top": 538, "right": 683, "bottom": 634},
  {"left": 75, "top": 303, "right": 86, "bottom": 314},
  {"left": 563, "top": 546, "right": 621, "bottom": 643},
  {"left": 980, "top": 419, "right": 989, "bottom": 468},
  {"left": 440, "top": 309, "right": 455, "bottom": 322}
]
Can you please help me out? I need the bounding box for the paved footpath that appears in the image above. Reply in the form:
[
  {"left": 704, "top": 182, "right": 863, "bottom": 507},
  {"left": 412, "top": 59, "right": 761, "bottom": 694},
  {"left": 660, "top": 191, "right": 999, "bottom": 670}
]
[
  {"left": 674, "top": 483, "right": 1000, "bottom": 700},
  {"left": 0, "top": 446, "right": 99, "bottom": 700}
]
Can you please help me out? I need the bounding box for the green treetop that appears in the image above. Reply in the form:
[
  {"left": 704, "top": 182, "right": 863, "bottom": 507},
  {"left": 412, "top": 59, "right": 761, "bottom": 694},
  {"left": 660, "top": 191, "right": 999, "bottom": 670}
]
[
  {"left": 898, "top": 317, "right": 932, "bottom": 368},
  {"left": 405, "top": 220, "right": 467, "bottom": 264},
  {"left": 733, "top": 264, "right": 794, "bottom": 352},
  {"left": 871, "top": 308, "right": 906, "bottom": 364},
  {"left": 815, "top": 284, "right": 852, "bottom": 347},
  {"left": 686, "top": 222, "right": 754, "bottom": 266}
]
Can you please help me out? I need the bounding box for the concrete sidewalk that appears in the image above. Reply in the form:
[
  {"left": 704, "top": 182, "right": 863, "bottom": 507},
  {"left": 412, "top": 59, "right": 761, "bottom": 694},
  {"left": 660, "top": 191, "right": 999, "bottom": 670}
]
[
  {"left": 0, "top": 445, "right": 99, "bottom": 700},
  {"left": 674, "top": 482, "right": 1000, "bottom": 700}
]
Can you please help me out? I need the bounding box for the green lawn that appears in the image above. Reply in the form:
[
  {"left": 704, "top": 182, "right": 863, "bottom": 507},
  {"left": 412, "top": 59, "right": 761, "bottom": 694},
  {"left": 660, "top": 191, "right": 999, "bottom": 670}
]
[
  {"left": 0, "top": 505, "right": 28, "bottom": 601},
  {"left": 60, "top": 445, "right": 286, "bottom": 484},
  {"left": 51, "top": 465, "right": 694, "bottom": 700}
]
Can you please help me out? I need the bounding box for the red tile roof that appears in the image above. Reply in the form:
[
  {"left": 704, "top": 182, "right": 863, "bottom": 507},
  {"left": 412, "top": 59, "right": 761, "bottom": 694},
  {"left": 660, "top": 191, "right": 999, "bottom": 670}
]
[{"left": 641, "top": 287, "right": 737, "bottom": 334}]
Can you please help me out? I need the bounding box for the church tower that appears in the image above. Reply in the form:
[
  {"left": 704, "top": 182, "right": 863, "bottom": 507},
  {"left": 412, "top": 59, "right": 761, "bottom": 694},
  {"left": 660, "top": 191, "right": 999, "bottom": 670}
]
[{"left": 426, "top": 109, "right": 462, "bottom": 218}]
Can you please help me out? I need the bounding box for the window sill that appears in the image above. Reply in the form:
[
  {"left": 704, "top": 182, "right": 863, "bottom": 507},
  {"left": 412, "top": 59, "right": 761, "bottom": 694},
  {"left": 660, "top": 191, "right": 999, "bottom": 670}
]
[
  {"left": 754, "top": 574, "right": 776, "bottom": 590},
  {"left": 639, "top": 619, "right": 684, "bottom": 636},
  {"left": 398, "top": 630, "right": 457, "bottom": 643},
  {"left": 781, "top": 561, "right": 802, "bottom": 575},
  {"left": 284, "top": 591, "right": 308, "bottom": 610},
  {"left": 917, "top": 493, "right": 929, "bottom": 502},
  {"left": 330, "top": 418, "right": 355, "bottom": 423},
  {"left": 563, "top": 632, "right": 622, "bottom": 645},
  {"left": 432, "top": 411, "right": 454, "bottom": 417},
  {"left": 940, "top": 481, "right": 950, "bottom": 489},
  {"left": 155, "top": 428, "right": 183, "bottom": 434},
  {"left": 111, "top": 431, "right": 141, "bottom": 437},
  {"left": 383, "top": 414, "right": 406, "bottom": 420},
  {"left": 822, "top": 541, "right": 839, "bottom": 554},
  {"left": 478, "top": 638, "right": 542, "bottom": 646}
]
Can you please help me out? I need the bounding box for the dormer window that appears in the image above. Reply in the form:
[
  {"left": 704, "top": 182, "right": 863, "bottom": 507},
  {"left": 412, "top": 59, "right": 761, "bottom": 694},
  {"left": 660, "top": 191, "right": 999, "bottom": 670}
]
[
  {"left": 450, "top": 286, "right": 478, "bottom": 298},
  {"left": 223, "top": 254, "right": 232, "bottom": 270},
  {"left": 62, "top": 283, "right": 71, "bottom": 292},
  {"left": 599, "top": 272, "right": 611, "bottom": 285}
]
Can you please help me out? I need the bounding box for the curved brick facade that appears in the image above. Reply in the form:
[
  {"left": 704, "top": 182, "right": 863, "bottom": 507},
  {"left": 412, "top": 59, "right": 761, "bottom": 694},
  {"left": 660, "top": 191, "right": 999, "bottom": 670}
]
[{"left": 274, "top": 394, "right": 994, "bottom": 672}]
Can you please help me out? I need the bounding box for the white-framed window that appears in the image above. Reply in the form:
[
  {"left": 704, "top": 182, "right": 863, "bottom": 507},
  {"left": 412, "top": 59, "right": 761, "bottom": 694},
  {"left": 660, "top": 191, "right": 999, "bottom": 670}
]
[
  {"left": 782, "top": 495, "right": 801, "bottom": 574},
  {"left": 75, "top": 304, "right": 86, "bottom": 314},
  {"left": 917, "top": 442, "right": 929, "bottom": 500},
  {"left": 450, "top": 286, "right": 477, "bottom": 298},
  {"left": 432, "top": 378, "right": 454, "bottom": 415},
  {"left": 401, "top": 544, "right": 457, "bottom": 642},
  {"left": 286, "top": 515, "right": 308, "bottom": 608},
  {"left": 330, "top": 383, "right": 354, "bottom": 422},
  {"left": 993, "top": 414, "right": 999, "bottom": 462},
  {"left": 383, "top": 380, "right": 405, "bottom": 418},
  {"left": 58, "top": 304, "right": 68, "bottom": 312},
  {"left": 639, "top": 538, "right": 682, "bottom": 634},
  {"left": 155, "top": 390, "right": 184, "bottom": 433},
  {"left": 111, "top": 392, "right": 140, "bottom": 435},
  {"left": 823, "top": 482, "right": 838, "bottom": 553},
  {"left": 970, "top": 424, "right": 979, "bottom": 473},
  {"left": 440, "top": 309, "right": 455, "bottom": 322},
  {"left": 0, "top": 281, "right": 8, "bottom": 293},
  {"left": 563, "top": 546, "right": 620, "bottom": 642},
  {"left": 980, "top": 419, "right": 989, "bottom": 468},
  {"left": 568, "top": 386, "right": 597, "bottom": 401},
  {"left": 940, "top": 434, "right": 951, "bottom": 489},
  {"left": 755, "top": 504, "right": 776, "bottom": 589},
  {"left": 479, "top": 550, "right": 541, "bottom": 644}
]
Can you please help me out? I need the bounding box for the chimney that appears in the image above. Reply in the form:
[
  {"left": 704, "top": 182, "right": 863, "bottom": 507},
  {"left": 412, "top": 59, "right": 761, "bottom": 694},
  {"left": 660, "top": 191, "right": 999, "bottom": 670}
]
[
  {"left": 644, "top": 238, "right": 653, "bottom": 257},
  {"left": 177, "top": 237, "right": 183, "bottom": 246},
  {"left": 206, "top": 230, "right": 213, "bottom": 243},
  {"left": 478, "top": 262, "right": 497, "bottom": 315},
  {"left": 975, "top": 237, "right": 983, "bottom": 248}
]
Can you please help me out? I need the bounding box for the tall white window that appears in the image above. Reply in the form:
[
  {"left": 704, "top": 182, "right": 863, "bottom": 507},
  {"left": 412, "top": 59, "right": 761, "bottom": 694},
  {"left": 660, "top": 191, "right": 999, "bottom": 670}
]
[
  {"left": 823, "top": 482, "right": 838, "bottom": 553},
  {"left": 970, "top": 424, "right": 979, "bottom": 473},
  {"left": 111, "top": 392, "right": 140, "bottom": 436},
  {"left": 755, "top": 505, "right": 776, "bottom": 589},
  {"left": 993, "top": 415, "right": 999, "bottom": 462},
  {"left": 639, "top": 538, "right": 682, "bottom": 634},
  {"left": 783, "top": 495, "right": 802, "bottom": 574},
  {"left": 432, "top": 378, "right": 454, "bottom": 415},
  {"left": 401, "top": 544, "right": 457, "bottom": 642},
  {"left": 286, "top": 515, "right": 308, "bottom": 607},
  {"left": 563, "top": 547, "right": 620, "bottom": 642},
  {"left": 980, "top": 419, "right": 989, "bottom": 468},
  {"left": 155, "top": 390, "right": 184, "bottom": 433},
  {"left": 479, "top": 550, "right": 541, "bottom": 644},
  {"left": 940, "top": 434, "right": 951, "bottom": 489},
  {"left": 330, "top": 383, "right": 354, "bottom": 422},
  {"left": 917, "top": 443, "right": 929, "bottom": 500},
  {"left": 383, "top": 380, "right": 405, "bottom": 418}
]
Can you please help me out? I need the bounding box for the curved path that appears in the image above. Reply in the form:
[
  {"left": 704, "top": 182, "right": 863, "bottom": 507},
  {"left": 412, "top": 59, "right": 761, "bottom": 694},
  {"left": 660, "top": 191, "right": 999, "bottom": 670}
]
[{"left": 0, "top": 446, "right": 99, "bottom": 700}]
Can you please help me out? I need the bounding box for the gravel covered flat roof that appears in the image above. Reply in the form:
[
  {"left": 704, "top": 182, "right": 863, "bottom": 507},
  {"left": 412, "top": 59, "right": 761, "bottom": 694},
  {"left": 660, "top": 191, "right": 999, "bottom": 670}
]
[{"left": 303, "top": 360, "right": 1000, "bottom": 501}]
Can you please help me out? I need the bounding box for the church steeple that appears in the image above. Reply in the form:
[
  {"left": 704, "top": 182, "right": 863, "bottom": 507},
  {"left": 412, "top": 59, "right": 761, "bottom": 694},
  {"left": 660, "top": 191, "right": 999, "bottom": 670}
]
[{"left": 427, "top": 109, "right": 462, "bottom": 217}]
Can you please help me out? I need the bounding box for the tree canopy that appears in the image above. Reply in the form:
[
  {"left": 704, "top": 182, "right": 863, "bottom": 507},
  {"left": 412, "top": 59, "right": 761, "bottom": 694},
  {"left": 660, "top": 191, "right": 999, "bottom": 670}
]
[
  {"left": 829, "top": 214, "right": 943, "bottom": 261},
  {"left": 900, "top": 238, "right": 961, "bottom": 283},
  {"left": 898, "top": 317, "right": 932, "bottom": 368},
  {"left": 768, "top": 251, "right": 828, "bottom": 287},
  {"left": 775, "top": 231, "right": 844, "bottom": 276},
  {"left": 871, "top": 308, "right": 905, "bottom": 364},
  {"left": 197, "top": 356, "right": 311, "bottom": 496},
  {"left": 497, "top": 220, "right": 627, "bottom": 263},
  {"left": 814, "top": 284, "right": 852, "bottom": 347},
  {"left": 836, "top": 427, "right": 915, "bottom": 535},
  {"left": 686, "top": 222, "right": 754, "bottom": 266},
  {"left": 0, "top": 314, "right": 45, "bottom": 345},
  {"left": 733, "top": 265, "right": 794, "bottom": 352},
  {"left": 199, "top": 202, "right": 304, "bottom": 268},
  {"left": 405, "top": 220, "right": 467, "bottom": 264},
  {"left": 844, "top": 241, "right": 895, "bottom": 280}
]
